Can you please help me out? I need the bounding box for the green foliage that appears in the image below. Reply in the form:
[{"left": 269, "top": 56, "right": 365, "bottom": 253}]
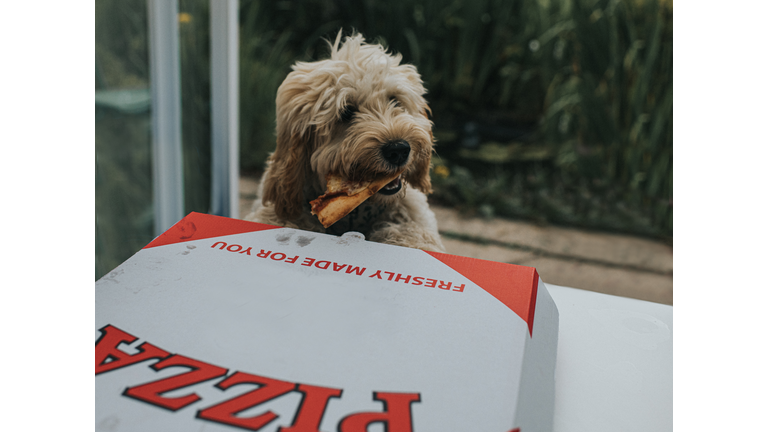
[
  {"left": 539, "top": 0, "right": 673, "bottom": 235},
  {"left": 430, "top": 160, "right": 663, "bottom": 236}
]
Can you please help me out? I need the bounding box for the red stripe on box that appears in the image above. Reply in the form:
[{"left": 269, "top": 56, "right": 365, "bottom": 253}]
[
  {"left": 425, "top": 251, "right": 539, "bottom": 336},
  {"left": 143, "top": 212, "right": 279, "bottom": 249}
]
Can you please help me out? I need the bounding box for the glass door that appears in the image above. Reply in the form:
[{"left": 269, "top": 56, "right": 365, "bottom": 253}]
[
  {"left": 96, "top": 0, "right": 155, "bottom": 279},
  {"left": 96, "top": 0, "right": 236, "bottom": 280}
]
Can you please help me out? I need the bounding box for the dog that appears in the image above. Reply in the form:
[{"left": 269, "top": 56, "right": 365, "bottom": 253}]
[{"left": 245, "top": 32, "right": 445, "bottom": 253}]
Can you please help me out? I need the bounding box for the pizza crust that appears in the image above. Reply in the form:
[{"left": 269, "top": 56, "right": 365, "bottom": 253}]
[{"left": 310, "top": 172, "right": 401, "bottom": 228}]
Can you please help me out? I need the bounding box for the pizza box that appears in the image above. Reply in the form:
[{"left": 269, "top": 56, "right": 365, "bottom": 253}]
[{"left": 96, "top": 212, "right": 559, "bottom": 432}]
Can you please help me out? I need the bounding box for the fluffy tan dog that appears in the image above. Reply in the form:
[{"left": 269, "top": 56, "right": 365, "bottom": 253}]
[{"left": 245, "top": 32, "right": 445, "bottom": 252}]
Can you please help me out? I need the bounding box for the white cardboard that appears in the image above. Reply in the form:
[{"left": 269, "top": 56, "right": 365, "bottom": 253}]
[{"left": 96, "top": 213, "right": 559, "bottom": 432}]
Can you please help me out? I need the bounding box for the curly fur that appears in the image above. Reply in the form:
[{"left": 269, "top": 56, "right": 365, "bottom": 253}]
[{"left": 245, "top": 32, "right": 445, "bottom": 252}]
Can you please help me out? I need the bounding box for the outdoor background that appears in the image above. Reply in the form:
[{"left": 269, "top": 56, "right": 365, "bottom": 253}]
[{"left": 95, "top": 0, "right": 672, "bottom": 280}]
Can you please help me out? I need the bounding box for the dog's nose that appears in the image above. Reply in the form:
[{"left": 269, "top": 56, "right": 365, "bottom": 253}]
[{"left": 381, "top": 140, "right": 411, "bottom": 166}]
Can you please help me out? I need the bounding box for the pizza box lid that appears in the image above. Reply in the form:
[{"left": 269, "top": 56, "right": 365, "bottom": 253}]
[{"left": 96, "top": 212, "right": 559, "bottom": 432}]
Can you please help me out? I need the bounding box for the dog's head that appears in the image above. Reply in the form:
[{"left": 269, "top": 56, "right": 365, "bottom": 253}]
[{"left": 262, "top": 32, "right": 435, "bottom": 221}]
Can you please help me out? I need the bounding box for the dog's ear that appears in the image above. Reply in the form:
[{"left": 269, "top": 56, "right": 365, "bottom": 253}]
[
  {"left": 406, "top": 108, "right": 434, "bottom": 195},
  {"left": 261, "top": 129, "right": 312, "bottom": 221},
  {"left": 261, "top": 65, "right": 322, "bottom": 221}
]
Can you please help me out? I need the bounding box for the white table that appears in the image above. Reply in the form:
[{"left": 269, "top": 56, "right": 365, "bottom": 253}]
[{"left": 547, "top": 284, "right": 672, "bottom": 432}]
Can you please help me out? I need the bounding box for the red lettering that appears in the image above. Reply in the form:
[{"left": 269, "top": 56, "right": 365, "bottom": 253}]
[
  {"left": 338, "top": 392, "right": 421, "bottom": 432},
  {"left": 212, "top": 242, "right": 227, "bottom": 250},
  {"left": 369, "top": 270, "right": 383, "bottom": 279},
  {"left": 95, "top": 325, "right": 170, "bottom": 375},
  {"left": 271, "top": 252, "right": 287, "bottom": 261},
  {"left": 452, "top": 284, "right": 466, "bottom": 292},
  {"left": 257, "top": 250, "right": 271, "bottom": 258},
  {"left": 227, "top": 244, "right": 243, "bottom": 252},
  {"left": 123, "top": 355, "right": 228, "bottom": 411},
  {"left": 394, "top": 274, "right": 411, "bottom": 284},
  {"left": 437, "top": 281, "right": 452, "bottom": 290},
  {"left": 278, "top": 384, "right": 343, "bottom": 432},
  {"left": 314, "top": 260, "right": 331, "bottom": 270},
  {"left": 384, "top": 271, "right": 395, "bottom": 281},
  {"left": 424, "top": 279, "right": 437, "bottom": 288},
  {"left": 346, "top": 266, "right": 366, "bottom": 276},
  {"left": 196, "top": 372, "right": 296, "bottom": 430},
  {"left": 411, "top": 277, "right": 424, "bottom": 286},
  {"left": 332, "top": 263, "right": 347, "bottom": 272},
  {"left": 302, "top": 258, "right": 316, "bottom": 266},
  {"left": 240, "top": 247, "right": 252, "bottom": 255},
  {"left": 285, "top": 255, "right": 300, "bottom": 264}
]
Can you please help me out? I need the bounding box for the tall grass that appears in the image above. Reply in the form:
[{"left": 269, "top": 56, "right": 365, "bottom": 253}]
[{"left": 539, "top": 0, "right": 673, "bottom": 235}]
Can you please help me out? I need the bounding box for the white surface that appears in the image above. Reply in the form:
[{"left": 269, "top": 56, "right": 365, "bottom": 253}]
[{"left": 547, "top": 284, "right": 672, "bottom": 432}]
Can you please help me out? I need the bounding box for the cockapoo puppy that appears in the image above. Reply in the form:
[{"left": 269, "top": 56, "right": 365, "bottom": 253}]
[{"left": 245, "top": 33, "right": 445, "bottom": 252}]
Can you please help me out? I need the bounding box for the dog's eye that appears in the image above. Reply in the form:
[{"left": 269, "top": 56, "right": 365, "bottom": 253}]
[
  {"left": 389, "top": 97, "right": 400, "bottom": 107},
  {"left": 340, "top": 105, "right": 357, "bottom": 122}
]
